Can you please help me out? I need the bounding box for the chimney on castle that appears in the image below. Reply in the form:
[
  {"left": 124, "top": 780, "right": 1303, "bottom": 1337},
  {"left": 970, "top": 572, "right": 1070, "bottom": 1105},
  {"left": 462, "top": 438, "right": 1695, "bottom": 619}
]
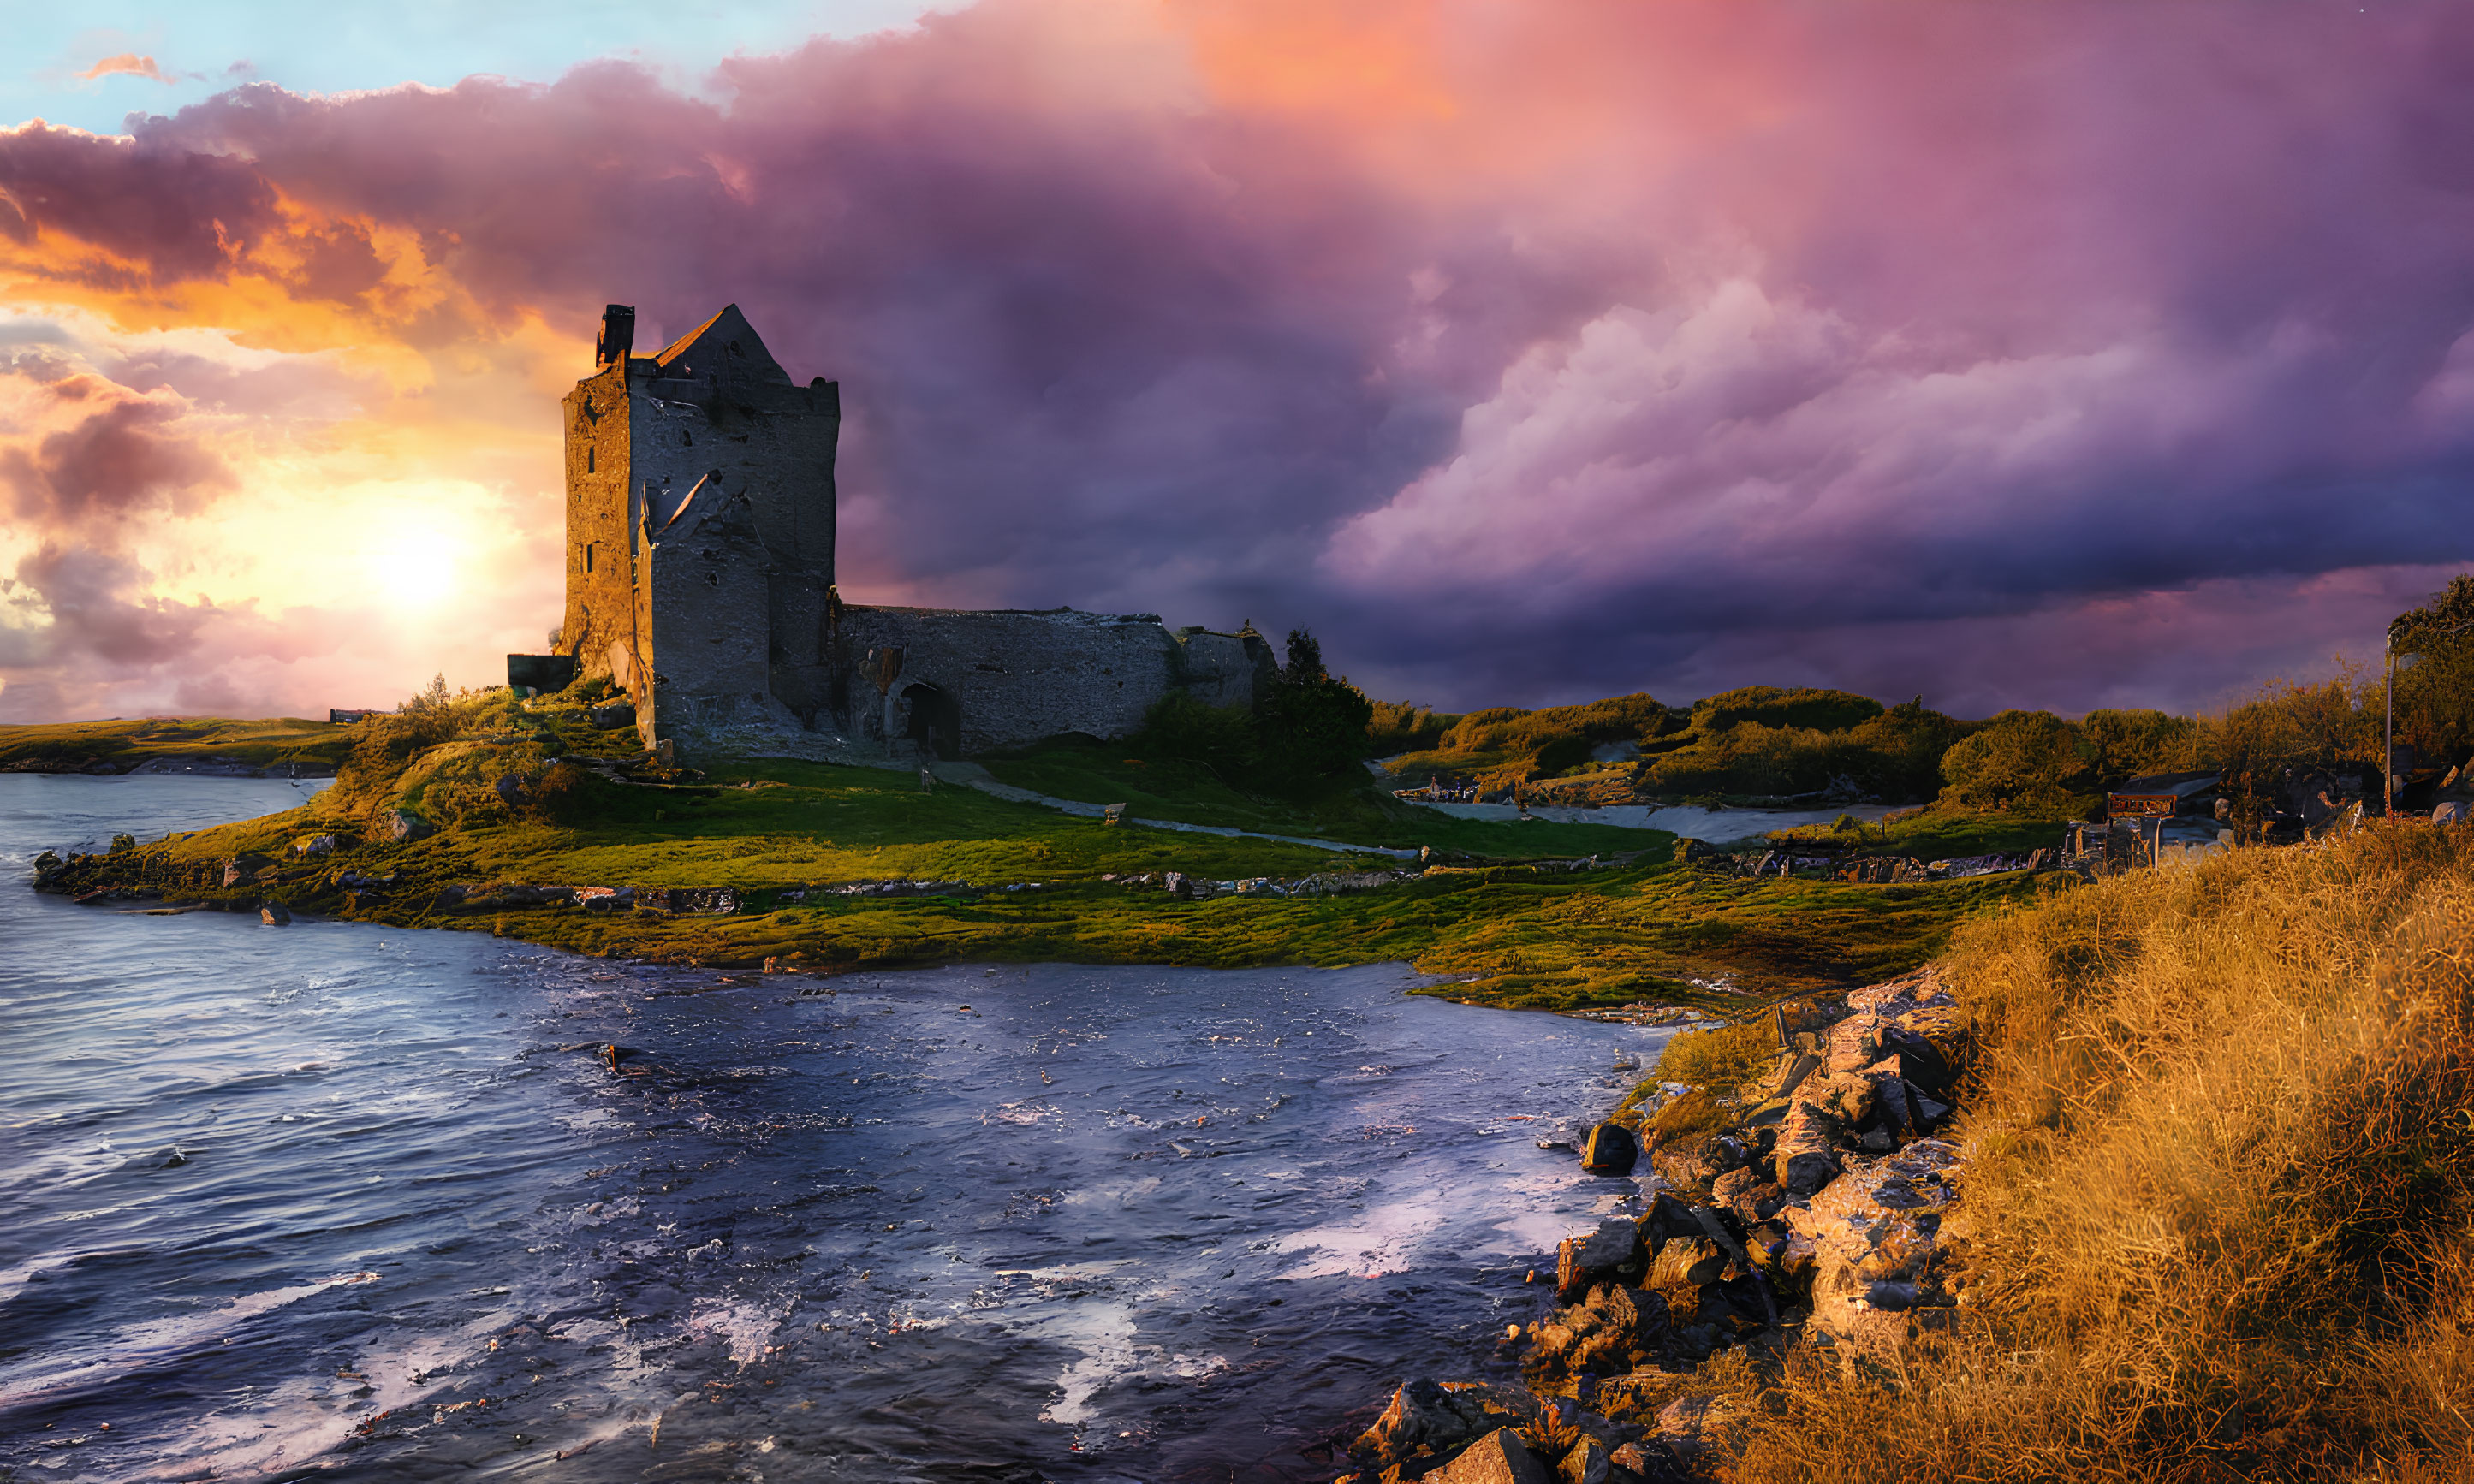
[{"left": 594, "top": 305, "right": 636, "bottom": 366}]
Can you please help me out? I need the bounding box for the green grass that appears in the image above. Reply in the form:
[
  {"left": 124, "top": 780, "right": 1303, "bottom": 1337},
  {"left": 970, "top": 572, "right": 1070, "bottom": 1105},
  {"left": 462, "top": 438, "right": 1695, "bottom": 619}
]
[
  {"left": 0, "top": 715, "right": 357, "bottom": 773},
  {"left": 1763, "top": 799, "right": 2096, "bottom": 859},
  {"left": 982, "top": 742, "right": 1669, "bottom": 857},
  {"left": 36, "top": 697, "right": 2047, "bottom": 1014}
]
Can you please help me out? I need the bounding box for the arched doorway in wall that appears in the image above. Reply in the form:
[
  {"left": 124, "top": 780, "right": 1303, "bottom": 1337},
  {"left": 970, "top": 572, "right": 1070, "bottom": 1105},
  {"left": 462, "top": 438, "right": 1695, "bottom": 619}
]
[{"left": 900, "top": 682, "right": 962, "bottom": 760}]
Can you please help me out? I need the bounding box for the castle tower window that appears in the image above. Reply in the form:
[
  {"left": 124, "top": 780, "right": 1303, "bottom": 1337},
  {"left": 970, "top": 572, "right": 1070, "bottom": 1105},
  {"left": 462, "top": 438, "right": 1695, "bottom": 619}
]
[
  {"left": 682, "top": 430, "right": 693, "bottom": 447},
  {"left": 585, "top": 543, "right": 596, "bottom": 573},
  {"left": 586, "top": 446, "right": 595, "bottom": 473}
]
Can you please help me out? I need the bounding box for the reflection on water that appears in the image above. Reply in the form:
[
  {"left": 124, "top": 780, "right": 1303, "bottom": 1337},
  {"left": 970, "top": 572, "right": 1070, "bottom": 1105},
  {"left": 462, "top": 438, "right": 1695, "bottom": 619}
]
[{"left": 0, "top": 775, "right": 1670, "bottom": 1481}]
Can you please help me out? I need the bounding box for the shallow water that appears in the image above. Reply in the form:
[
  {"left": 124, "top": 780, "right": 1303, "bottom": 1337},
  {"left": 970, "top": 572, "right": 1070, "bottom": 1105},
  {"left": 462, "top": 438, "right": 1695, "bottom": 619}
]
[{"left": 0, "top": 775, "right": 1669, "bottom": 1482}]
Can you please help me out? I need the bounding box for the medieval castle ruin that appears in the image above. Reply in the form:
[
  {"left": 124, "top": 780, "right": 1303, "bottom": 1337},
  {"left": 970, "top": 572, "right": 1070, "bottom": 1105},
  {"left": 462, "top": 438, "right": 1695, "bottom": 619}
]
[{"left": 526, "top": 304, "right": 1274, "bottom": 757}]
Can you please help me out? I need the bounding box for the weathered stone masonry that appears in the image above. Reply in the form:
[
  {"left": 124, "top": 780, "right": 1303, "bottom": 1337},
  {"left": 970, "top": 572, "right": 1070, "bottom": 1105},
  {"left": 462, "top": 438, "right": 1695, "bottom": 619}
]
[{"left": 548, "top": 304, "right": 1270, "bottom": 757}]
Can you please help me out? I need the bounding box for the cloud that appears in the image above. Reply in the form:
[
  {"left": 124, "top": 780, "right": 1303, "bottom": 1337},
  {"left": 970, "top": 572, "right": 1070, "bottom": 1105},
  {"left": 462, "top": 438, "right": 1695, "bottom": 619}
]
[
  {"left": 76, "top": 54, "right": 171, "bottom": 85},
  {"left": 1, "top": 374, "right": 234, "bottom": 528},
  {"left": 7, "top": 0, "right": 2474, "bottom": 719}
]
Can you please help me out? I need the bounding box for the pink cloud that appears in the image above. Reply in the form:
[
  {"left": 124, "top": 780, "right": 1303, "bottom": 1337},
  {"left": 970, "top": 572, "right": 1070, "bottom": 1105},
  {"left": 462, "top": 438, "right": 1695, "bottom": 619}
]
[
  {"left": 76, "top": 54, "right": 170, "bottom": 85},
  {"left": 7, "top": 1, "right": 2474, "bottom": 718}
]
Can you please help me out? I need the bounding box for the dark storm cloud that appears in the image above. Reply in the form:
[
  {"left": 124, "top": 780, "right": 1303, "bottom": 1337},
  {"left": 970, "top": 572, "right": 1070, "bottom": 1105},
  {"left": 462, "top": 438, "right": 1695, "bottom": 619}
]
[{"left": 17, "top": 0, "right": 2474, "bottom": 712}]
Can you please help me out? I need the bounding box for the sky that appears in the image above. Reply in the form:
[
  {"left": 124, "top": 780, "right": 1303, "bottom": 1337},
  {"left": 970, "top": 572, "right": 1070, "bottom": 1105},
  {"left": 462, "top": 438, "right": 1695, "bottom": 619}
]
[{"left": 3, "top": 0, "right": 2471, "bottom": 723}]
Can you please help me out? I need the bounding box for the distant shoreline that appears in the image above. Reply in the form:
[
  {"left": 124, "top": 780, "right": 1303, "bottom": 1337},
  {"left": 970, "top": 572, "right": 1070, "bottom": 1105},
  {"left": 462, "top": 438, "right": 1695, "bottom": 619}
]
[{"left": 1, "top": 757, "right": 337, "bottom": 779}]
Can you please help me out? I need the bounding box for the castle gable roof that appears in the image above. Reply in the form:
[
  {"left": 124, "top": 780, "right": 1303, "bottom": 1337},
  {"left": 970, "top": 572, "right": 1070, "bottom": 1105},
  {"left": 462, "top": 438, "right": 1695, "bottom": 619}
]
[{"left": 649, "top": 304, "right": 792, "bottom": 387}]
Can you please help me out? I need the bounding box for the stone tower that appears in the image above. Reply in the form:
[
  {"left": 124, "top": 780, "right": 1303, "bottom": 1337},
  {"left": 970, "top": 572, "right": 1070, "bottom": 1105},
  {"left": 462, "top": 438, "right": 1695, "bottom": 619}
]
[{"left": 559, "top": 304, "right": 842, "bottom": 744}]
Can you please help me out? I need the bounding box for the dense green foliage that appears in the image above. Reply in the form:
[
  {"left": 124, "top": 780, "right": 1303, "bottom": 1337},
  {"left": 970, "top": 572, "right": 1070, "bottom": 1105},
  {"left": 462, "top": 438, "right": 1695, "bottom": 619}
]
[
  {"left": 1129, "top": 628, "right": 1374, "bottom": 796},
  {"left": 1690, "top": 686, "right": 1885, "bottom": 734}
]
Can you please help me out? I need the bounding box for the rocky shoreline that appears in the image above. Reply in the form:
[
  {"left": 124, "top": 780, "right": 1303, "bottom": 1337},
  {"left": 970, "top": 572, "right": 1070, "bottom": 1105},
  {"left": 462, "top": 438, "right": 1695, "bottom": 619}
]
[{"left": 1337, "top": 970, "right": 1970, "bottom": 1483}]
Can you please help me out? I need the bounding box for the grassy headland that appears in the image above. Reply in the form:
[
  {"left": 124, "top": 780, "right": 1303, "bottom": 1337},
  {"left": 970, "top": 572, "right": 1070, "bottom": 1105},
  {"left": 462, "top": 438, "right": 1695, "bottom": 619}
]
[
  {"left": 1677, "top": 822, "right": 2474, "bottom": 1481},
  {"left": 0, "top": 715, "right": 355, "bottom": 775},
  {"left": 18, "top": 691, "right": 2047, "bottom": 1012}
]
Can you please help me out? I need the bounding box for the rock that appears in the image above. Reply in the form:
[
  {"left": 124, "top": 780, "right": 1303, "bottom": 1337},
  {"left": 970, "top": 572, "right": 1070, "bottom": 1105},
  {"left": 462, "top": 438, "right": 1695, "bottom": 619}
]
[
  {"left": 1760, "top": 1051, "right": 1822, "bottom": 1100},
  {"left": 1358, "top": 1378, "right": 1475, "bottom": 1463},
  {"left": 1560, "top": 1439, "right": 1611, "bottom": 1484},
  {"left": 1430, "top": 1429, "right": 1550, "bottom": 1484},
  {"left": 1651, "top": 1396, "right": 1743, "bottom": 1469},
  {"left": 109, "top": 833, "right": 137, "bottom": 854},
  {"left": 1709, "top": 1166, "right": 1759, "bottom": 1206},
  {"left": 1783, "top": 1138, "right": 1966, "bottom": 1362},
  {"left": 1579, "top": 1122, "right": 1638, "bottom": 1177},
  {"left": 1801, "top": 1071, "right": 1877, "bottom": 1126},
  {"left": 589, "top": 699, "right": 636, "bottom": 730},
  {"left": 387, "top": 810, "right": 434, "bottom": 842},
  {"left": 223, "top": 852, "right": 274, "bottom": 888},
  {"left": 1606, "top": 1441, "right": 1679, "bottom": 1484},
  {"left": 1531, "top": 1284, "right": 1668, "bottom": 1376},
  {"left": 294, "top": 834, "right": 337, "bottom": 857},
  {"left": 259, "top": 903, "right": 292, "bottom": 925},
  {"left": 2437, "top": 801, "right": 2470, "bottom": 825},
  {"left": 1556, "top": 1217, "right": 1644, "bottom": 1302},
  {"left": 1773, "top": 1103, "right": 1842, "bottom": 1196},
  {"left": 1672, "top": 838, "right": 1722, "bottom": 867},
  {"left": 495, "top": 773, "right": 528, "bottom": 807},
  {"left": 1648, "top": 1238, "right": 1726, "bottom": 1296}
]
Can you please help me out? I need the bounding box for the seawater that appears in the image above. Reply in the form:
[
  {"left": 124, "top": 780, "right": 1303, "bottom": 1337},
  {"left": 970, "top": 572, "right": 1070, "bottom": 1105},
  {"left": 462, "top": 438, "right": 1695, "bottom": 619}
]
[{"left": 0, "top": 775, "right": 1670, "bottom": 1482}]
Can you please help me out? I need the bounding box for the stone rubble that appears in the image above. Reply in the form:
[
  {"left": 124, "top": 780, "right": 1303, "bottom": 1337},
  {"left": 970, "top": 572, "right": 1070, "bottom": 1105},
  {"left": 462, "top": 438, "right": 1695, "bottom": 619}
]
[{"left": 1337, "top": 968, "right": 1973, "bottom": 1484}]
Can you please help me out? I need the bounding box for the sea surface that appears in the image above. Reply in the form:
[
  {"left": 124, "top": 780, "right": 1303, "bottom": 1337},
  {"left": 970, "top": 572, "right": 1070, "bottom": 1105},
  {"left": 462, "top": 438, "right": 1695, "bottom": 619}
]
[{"left": 0, "top": 775, "right": 1672, "bottom": 1482}]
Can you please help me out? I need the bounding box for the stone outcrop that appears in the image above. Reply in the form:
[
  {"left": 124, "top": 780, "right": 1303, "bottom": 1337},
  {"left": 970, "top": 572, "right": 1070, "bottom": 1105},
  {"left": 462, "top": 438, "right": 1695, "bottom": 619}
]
[{"left": 1339, "top": 966, "right": 1977, "bottom": 1484}]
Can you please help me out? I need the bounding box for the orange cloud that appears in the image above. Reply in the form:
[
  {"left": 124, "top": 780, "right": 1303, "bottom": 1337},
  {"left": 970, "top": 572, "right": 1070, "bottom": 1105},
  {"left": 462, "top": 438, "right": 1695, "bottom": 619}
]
[{"left": 76, "top": 54, "right": 171, "bottom": 85}]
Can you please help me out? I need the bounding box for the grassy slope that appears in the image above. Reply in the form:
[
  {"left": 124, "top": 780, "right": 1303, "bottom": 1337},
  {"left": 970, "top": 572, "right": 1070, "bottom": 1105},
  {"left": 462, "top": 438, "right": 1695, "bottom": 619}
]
[
  {"left": 1716, "top": 824, "right": 2474, "bottom": 1483},
  {"left": 1762, "top": 800, "right": 2096, "bottom": 859},
  {"left": 39, "top": 695, "right": 2046, "bottom": 1012},
  {"left": 982, "top": 745, "right": 1664, "bottom": 855},
  {"left": 0, "top": 716, "right": 356, "bottom": 772}
]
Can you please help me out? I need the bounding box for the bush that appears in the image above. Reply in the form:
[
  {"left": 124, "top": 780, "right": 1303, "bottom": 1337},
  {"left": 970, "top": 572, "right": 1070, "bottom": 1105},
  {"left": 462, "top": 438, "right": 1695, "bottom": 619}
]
[
  {"left": 2079, "top": 707, "right": 2202, "bottom": 783},
  {"left": 1130, "top": 690, "right": 1260, "bottom": 781},
  {"left": 1938, "top": 709, "right": 2090, "bottom": 812},
  {"left": 1650, "top": 1020, "right": 1777, "bottom": 1097},
  {"left": 1367, "top": 700, "right": 1457, "bottom": 756},
  {"left": 1692, "top": 686, "right": 1884, "bottom": 734}
]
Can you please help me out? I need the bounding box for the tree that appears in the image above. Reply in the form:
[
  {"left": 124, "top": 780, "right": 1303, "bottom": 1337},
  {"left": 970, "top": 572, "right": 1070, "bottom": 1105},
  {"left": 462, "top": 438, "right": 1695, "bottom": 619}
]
[
  {"left": 2388, "top": 573, "right": 2474, "bottom": 765},
  {"left": 400, "top": 673, "right": 451, "bottom": 714},
  {"left": 1254, "top": 629, "right": 1374, "bottom": 790}
]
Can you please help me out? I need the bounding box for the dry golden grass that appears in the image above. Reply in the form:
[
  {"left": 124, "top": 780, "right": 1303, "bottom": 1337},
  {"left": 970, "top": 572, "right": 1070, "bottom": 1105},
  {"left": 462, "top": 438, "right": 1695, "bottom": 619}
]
[{"left": 1720, "top": 825, "right": 2474, "bottom": 1483}]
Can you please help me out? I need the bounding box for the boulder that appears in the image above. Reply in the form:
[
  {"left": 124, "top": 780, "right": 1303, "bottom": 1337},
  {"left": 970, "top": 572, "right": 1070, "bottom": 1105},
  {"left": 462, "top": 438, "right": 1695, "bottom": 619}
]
[
  {"left": 1651, "top": 1396, "right": 1744, "bottom": 1469},
  {"left": 588, "top": 699, "right": 636, "bottom": 730},
  {"left": 294, "top": 834, "right": 337, "bottom": 857},
  {"left": 387, "top": 810, "right": 434, "bottom": 842},
  {"left": 1556, "top": 1217, "right": 1644, "bottom": 1303},
  {"left": 1772, "top": 1102, "right": 1842, "bottom": 1196},
  {"left": 1648, "top": 1237, "right": 1727, "bottom": 1294},
  {"left": 1357, "top": 1378, "right": 1478, "bottom": 1465},
  {"left": 1560, "top": 1439, "right": 1611, "bottom": 1484},
  {"left": 1430, "top": 1429, "right": 1550, "bottom": 1484},
  {"left": 1531, "top": 1284, "right": 1668, "bottom": 1376},
  {"left": 2437, "top": 800, "right": 2470, "bottom": 826},
  {"left": 1579, "top": 1122, "right": 1639, "bottom": 1177},
  {"left": 495, "top": 773, "right": 529, "bottom": 807},
  {"left": 1801, "top": 1071, "right": 1877, "bottom": 1126},
  {"left": 1783, "top": 1137, "right": 1965, "bottom": 1362},
  {"left": 222, "top": 852, "right": 275, "bottom": 888},
  {"left": 259, "top": 903, "right": 292, "bottom": 925}
]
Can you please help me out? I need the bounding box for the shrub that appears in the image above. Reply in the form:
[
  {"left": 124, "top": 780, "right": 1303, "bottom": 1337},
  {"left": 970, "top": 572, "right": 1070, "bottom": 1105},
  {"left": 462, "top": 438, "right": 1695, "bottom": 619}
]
[
  {"left": 1692, "top": 686, "right": 1884, "bottom": 734},
  {"left": 2079, "top": 707, "right": 2202, "bottom": 783},
  {"left": 1367, "top": 700, "right": 1457, "bottom": 756},
  {"left": 1650, "top": 1020, "right": 1776, "bottom": 1097},
  {"left": 1938, "top": 709, "right": 2090, "bottom": 811}
]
